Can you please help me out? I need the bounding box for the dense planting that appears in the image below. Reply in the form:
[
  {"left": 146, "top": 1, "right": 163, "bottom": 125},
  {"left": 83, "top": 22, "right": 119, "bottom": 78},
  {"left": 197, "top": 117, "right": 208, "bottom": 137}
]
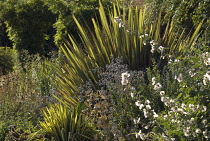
[{"left": 0, "top": 0, "right": 209, "bottom": 140}]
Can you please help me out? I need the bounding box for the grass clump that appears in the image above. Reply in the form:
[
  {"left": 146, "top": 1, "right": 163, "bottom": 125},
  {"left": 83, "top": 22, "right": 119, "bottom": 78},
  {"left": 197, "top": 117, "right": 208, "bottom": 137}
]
[{"left": 40, "top": 103, "right": 97, "bottom": 141}]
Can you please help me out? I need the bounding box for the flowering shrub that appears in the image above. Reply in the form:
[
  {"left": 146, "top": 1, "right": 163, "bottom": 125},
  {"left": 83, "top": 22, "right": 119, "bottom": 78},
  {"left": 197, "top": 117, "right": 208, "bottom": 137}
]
[
  {"left": 80, "top": 44, "right": 209, "bottom": 140},
  {"left": 132, "top": 46, "right": 209, "bottom": 140},
  {"left": 80, "top": 58, "right": 144, "bottom": 140}
]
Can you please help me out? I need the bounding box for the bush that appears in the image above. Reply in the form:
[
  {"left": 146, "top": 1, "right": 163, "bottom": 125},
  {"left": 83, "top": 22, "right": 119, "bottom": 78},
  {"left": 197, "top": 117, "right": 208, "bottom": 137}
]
[
  {"left": 45, "top": 0, "right": 112, "bottom": 46},
  {"left": 80, "top": 44, "right": 209, "bottom": 140},
  {"left": 0, "top": 0, "right": 56, "bottom": 55},
  {"left": 0, "top": 52, "right": 57, "bottom": 140},
  {"left": 0, "top": 47, "right": 16, "bottom": 75},
  {"left": 145, "top": 0, "right": 210, "bottom": 38}
]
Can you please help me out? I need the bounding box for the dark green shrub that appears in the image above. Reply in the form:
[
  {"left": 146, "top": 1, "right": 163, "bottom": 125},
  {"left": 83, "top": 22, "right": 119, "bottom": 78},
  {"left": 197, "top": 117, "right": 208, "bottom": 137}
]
[
  {"left": 0, "top": 20, "right": 12, "bottom": 47},
  {"left": 0, "top": 47, "right": 16, "bottom": 75},
  {"left": 44, "top": 0, "right": 112, "bottom": 46},
  {"left": 0, "top": 0, "right": 56, "bottom": 55}
]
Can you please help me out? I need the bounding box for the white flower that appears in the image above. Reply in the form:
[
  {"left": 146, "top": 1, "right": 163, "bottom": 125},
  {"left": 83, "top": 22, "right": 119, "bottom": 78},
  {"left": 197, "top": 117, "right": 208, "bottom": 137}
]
[
  {"left": 139, "top": 35, "right": 144, "bottom": 38},
  {"left": 184, "top": 132, "right": 190, "bottom": 137},
  {"left": 175, "top": 73, "right": 183, "bottom": 82},
  {"left": 196, "top": 104, "right": 200, "bottom": 110},
  {"left": 135, "top": 130, "right": 141, "bottom": 138},
  {"left": 143, "top": 109, "right": 149, "bottom": 118},
  {"left": 202, "top": 119, "right": 207, "bottom": 124},
  {"left": 169, "top": 99, "right": 174, "bottom": 104},
  {"left": 168, "top": 59, "right": 173, "bottom": 64},
  {"left": 152, "top": 77, "right": 156, "bottom": 85},
  {"left": 181, "top": 103, "right": 186, "bottom": 109},
  {"left": 140, "top": 133, "right": 145, "bottom": 140},
  {"left": 161, "top": 55, "right": 166, "bottom": 59},
  {"left": 195, "top": 128, "right": 201, "bottom": 134},
  {"left": 177, "top": 108, "right": 184, "bottom": 113},
  {"left": 146, "top": 105, "right": 151, "bottom": 109},
  {"left": 135, "top": 101, "right": 141, "bottom": 107},
  {"left": 171, "top": 107, "right": 176, "bottom": 112},
  {"left": 144, "top": 125, "right": 149, "bottom": 129},
  {"left": 189, "top": 70, "right": 196, "bottom": 77},
  {"left": 174, "top": 59, "right": 180, "bottom": 63},
  {"left": 190, "top": 117, "right": 194, "bottom": 122},
  {"left": 161, "top": 97, "right": 165, "bottom": 102},
  {"left": 202, "top": 52, "right": 209, "bottom": 57},
  {"left": 204, "top": 58, "right": 210, "bottom": 65},
  {"left": 203, "top": 71, "right": 210, "bottom": 85},
  {"left": 150, "top": 45, "right": 156, "bottom": 53},
  {"left": 160, "top": 91, "right": 165, "bottom": 96},
  {"left": 135, "top": 130, "right": 145, "bottom": 140},
  {"left": 202, "top": 52, "right": 210, "bottom": 65},
  {"left": 114, "top": 16, "right": 121, "bottom": 23},
  {"left": 153, "top": 111, "right": 159, "bottom": 118},
  {"left": 121, "top": 72, "right": 130, "bottom": 85},
  {"left": 163, "top": 115, "right": 167, "bottom": 119},
  {"left": 171, "top": 119, "right": 176, "bottom": 123},
  {"left": 189, "top": 104, "right": 195, "bottom": 111},
  {"left": 139, "top": 104, "right": 144, "bottom": 110},
  {"left": 203, "top": 130, "right": 208, "bottom": 138},
  {"left": 140, "top": 34, "right": 148, "bottom": 38},
  {"left": 154, "top": 83, "right": 162, "bottom": 90},
  {"left": 130, "top": 92, "right": 134, "bottom": 98},
  {"left": 145, "top": 100, "right": 150, "bottom": 104},
  {"left": 150, "top": 40, "right": 154, "bottom": 44},
  {"left": 131, "top": 86, "right": 135, "bottom": 90},
  {"left": 158, "top": 46, "right": 164, "bottom": 53},
  {"left": 202, "top": 106, "right": 207, "bottom": 112},
  {"left": 119, "top": 22, "right": 125, "bottom": 28},
  {"left": 164, "top": 102, "right": 170, "bottom": 107},
  {"left": 133, "top": 117, "right": 140, "bottom": 124}
]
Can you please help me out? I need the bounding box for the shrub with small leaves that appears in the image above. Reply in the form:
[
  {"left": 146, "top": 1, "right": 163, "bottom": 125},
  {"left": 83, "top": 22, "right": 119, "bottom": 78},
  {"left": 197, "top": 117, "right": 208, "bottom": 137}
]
[{"left": 132, "top": 46, "right": 210, "bottom": 140}]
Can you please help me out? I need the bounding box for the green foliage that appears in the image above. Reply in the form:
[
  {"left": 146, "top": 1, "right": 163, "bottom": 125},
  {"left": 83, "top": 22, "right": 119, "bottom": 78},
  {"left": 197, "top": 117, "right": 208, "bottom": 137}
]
[
  {"left": 44, "top": 0, "right": 112, "bottom": 46},
  {"left": 0, "top": 47, "right": 16, "bottom": 75},
  {"left": 141, "top": 47, "right": 210, "bottom": 140},
  {"left": 17, "top": 50, "right": 57, "bottom": 96},
  {"left": 80, "top": 46, "right": 209, "bottom": 140},
  {"left": 0, "top": 121, "right": 7, "bottom": 141},
  {"left": 145, "top": 0, "right": 210, "bottom": 37},
  {"left": 40, "top": 103, "right": 97, "bottom": 141},
  {"left": 0, "top": 95, "right": 42, "bottom": 140},
  {"left": 0, "top": 52, "right": 56, "bottom": 140},
  {"left": 0, "top": 20, "right": 11, "bottom": 47},
  {"left": 0, "top": 0, "right": 56, "bottom": 55},
  {"left": 53, "top": 0, "right": 202, "bottom": 106},
  {"left": 0, "top": 1, "right": 208, "bottom": 140},
  {"left": 4, "top": 125, "right": 45, "bottom": 141}
]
